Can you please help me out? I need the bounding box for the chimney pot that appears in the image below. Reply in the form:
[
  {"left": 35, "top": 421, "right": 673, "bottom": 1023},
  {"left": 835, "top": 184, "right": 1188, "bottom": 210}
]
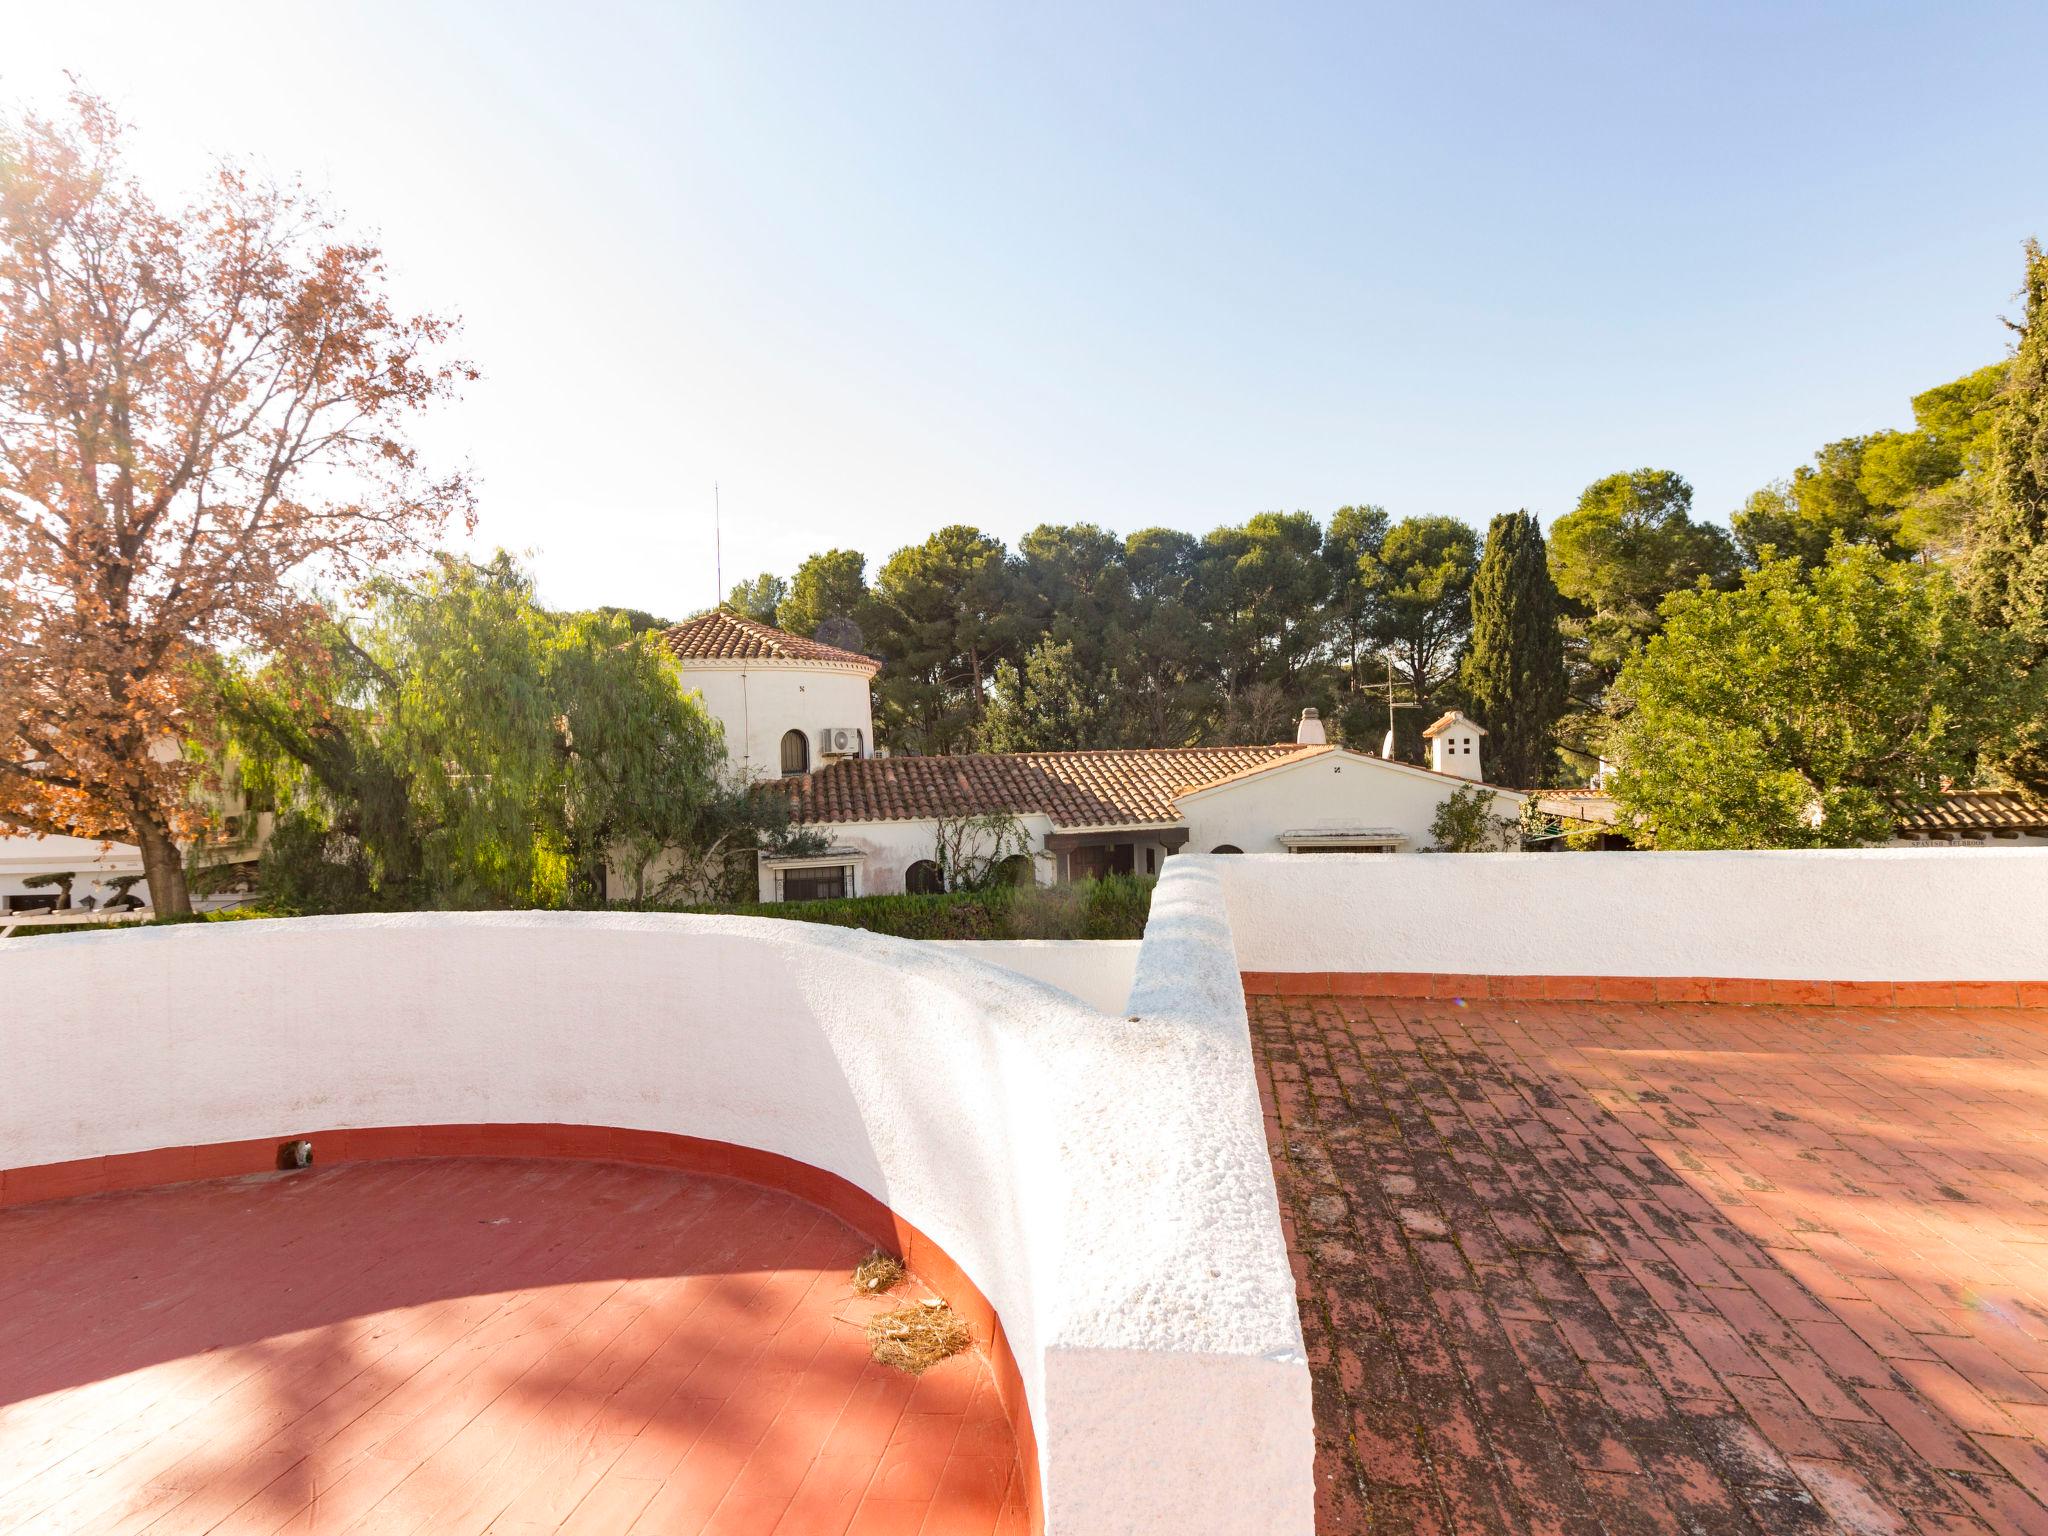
[{"left": 1295, "top": 707, "right": 1327, "bottom": 746}]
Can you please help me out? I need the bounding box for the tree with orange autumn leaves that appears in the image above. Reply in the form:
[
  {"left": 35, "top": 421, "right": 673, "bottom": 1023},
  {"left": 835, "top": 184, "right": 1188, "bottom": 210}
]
[{"left": 0, "top": 93, "right": 472, "bottom": 913}]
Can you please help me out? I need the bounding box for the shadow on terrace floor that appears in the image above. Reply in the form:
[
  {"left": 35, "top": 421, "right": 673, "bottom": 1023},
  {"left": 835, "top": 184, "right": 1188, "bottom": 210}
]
[
  {"left": 1252, "top": 992, "right": 2048, "bottom": 1536},
  {"left": 0, "top": 1159, "right": 1026, "bottom": 1534}
]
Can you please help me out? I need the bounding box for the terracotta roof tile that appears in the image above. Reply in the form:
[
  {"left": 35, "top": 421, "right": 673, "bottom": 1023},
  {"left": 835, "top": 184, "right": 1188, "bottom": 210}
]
[
  {"left": 1421, "top": 710, "right": 1485, "bottom": 738},
  {"left": 769, "top": 745, "right": 1312, "bottom": 827},
  {"left": 1170, "top": 744, "right": 1335, "bottom": 796},
  {"left": 658, "top": 610, "right": 879, "bottom": 671},
  {"left": 1895, "top": 787, "right": 2048, "bottom": 835}
]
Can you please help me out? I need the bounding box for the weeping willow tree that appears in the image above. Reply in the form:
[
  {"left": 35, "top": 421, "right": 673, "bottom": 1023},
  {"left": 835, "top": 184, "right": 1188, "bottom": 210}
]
[{"left": 211, "top": 552, "right": 795, "bottom": 911}]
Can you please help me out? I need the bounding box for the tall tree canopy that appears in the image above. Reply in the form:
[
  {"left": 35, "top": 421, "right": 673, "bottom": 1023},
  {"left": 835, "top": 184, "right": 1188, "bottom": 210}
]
[
  {"left": 1608, "top": 546, "right": 2027, "bottom": 848},
  {"left": 1548, "top": 470, "right": 1739, "bottom": 697},
  {"left": 1199, "top": 511, "right": 1332, "bottom": 702},
  {"left": 1735, "top": 365, "right": 2006, "bottom": 569},
  {"left": 1368, "top": 514, "right": 1480, "bottom": 713},
  {"left": 1118, "top": 526, "right": 1214, "bottom": 746},
  {"left": 976, "top": 638, "right": 1117, "bottom": 753},
  {"left": 0, "top": 94, "right": 471, "bottom": 912},
  {"left": 867, "top": 525, "right": 1021, "bottom": 754},
  {"left": 1733, "top": 442, "right": 1904, "bottom": 568},
  {"left": 1461, "top": 511, "right": 1567, "bottom": 787},
  {"left": 1321, "top": 503, "right": 1391, "bottom": 678},
  {"left": 775, "top": 548, "right": 871, "bottom": 651},
  {"left": 214, "top": 554, "right": 764, "bottom": 910},
  {"left": 1967, "top": 240, "right": 2048, "bottom": 789},
  {"left": 726, "top": 572, "right": 785, "bottom": 624}
]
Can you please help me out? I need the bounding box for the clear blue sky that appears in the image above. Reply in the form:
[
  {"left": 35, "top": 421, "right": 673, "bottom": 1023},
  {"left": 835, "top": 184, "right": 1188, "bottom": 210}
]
[{"left": 11, "top": 1, "right": 2047, "bottom": 615}]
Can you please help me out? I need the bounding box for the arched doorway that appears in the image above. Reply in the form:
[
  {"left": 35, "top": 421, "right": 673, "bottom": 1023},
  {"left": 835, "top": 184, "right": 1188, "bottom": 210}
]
[{"left": 905, "top": 859, "right": 945, "bottom": 895}]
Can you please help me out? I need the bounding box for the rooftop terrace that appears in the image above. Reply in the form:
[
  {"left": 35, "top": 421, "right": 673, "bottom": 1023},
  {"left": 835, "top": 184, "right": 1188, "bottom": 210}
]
[
  {"left": 1255, "top": 988, "right": 2048, "bottom": 1535},
  {"left": 3, "top": 847, "right": 2044, "bottom": 1533},
  {"left": 0, "top": 1159, "right": 1024, "bottom": 1534}
]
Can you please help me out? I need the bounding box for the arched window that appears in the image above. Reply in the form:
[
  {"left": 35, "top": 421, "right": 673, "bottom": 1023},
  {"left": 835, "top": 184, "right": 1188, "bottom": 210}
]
[
  {"left": 905, "top": 859, "right": 945, "bottom": 895},
  {"left": 1211, "top": 844, "right": 1244, "bottom": 854},
  {"left": 995, "top": 853, "right": 1035, "bottom": 888},
  {"left": 780, "top": 729, "right": 810, "bottom": 776}
]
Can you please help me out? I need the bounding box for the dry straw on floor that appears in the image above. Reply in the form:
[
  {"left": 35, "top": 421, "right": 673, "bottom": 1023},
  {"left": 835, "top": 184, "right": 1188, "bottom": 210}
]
[
  {"left": 867, "top": 1299, "right": 971, "bottom": 1374},
  {"left": 852, "top": 1250, "right": 905, "bottom": 1295}
]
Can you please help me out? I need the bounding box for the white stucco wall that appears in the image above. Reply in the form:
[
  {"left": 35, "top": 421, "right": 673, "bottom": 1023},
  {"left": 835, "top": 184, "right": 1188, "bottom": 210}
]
[
  {"left": 1183, "top": 751, "right": 1524, "bottom": 854},
  {"left": 0, "top": 832, "right": 149, "bottom": 910},
  {"left": 672, "top": 659, "right": 875, "bottom": 780},
  {"left": 927, "top": 939, "right": 1140, "bottom": 1014},
  {"left": 760, "top": 814, "right": 1060, "bottom": 902},
  {"left": 0, "top": 907, "right": 1311, "bottom": 1534},
  {"left": 1211, "top": 847, "right": 2048, "bottom": 980}
]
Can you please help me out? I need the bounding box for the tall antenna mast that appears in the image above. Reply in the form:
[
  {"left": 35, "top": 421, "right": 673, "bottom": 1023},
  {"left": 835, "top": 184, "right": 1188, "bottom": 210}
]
[{"left": 713, "top": 481, "right": 723, "bottom": 610}]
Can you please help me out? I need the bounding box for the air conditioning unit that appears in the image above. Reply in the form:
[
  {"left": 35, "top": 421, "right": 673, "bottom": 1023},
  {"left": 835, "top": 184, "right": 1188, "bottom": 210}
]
[{"left": 821, "top": 727, "right": 862, "bottom": 757}]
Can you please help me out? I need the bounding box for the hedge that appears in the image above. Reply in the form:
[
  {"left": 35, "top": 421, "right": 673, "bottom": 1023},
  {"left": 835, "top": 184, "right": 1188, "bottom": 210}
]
[
  {"left": 674, "top": 873, "right": 1154, "bottom": 941},
  {"left": 5, "top": 876, "right": 1157, "bottom": 943}
]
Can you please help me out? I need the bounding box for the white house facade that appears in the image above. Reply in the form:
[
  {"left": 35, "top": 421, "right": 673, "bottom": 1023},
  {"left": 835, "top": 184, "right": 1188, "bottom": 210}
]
[{"left": 661, "top": 611, "right": 1531, "bottom": 902}]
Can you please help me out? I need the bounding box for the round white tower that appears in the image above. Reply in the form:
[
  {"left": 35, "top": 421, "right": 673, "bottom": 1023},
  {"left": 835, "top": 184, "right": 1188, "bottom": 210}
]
[{"left": 658, "top": 610, "right": 879, "bottom": 780}]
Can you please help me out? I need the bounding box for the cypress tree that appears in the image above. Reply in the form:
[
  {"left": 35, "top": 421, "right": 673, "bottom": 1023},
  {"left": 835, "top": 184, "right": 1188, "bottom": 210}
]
[
  {"left": 1460, "top": 510, "right": 1568, "bottom": 787},
  {"left": 1968, "top": 240, "right": 2048, "bottom": 790}
]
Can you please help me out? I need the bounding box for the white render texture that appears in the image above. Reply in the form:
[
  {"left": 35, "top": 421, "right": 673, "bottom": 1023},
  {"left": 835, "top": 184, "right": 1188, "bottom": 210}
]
[
  {"left": 926, "top": 938, "right": 1139, "bottom": 1014},
  {"left": 0, "top": 897, "right": 1313, "bottom": 1535},
  {"left": 1179, "top": 747, "right": 1524, "bottom": 854},
  {"left": 672, "top": 658, "right": 875, "bottom": 781},
  {"left": 753, "top": 813, "right": 1062, "bottom": 902},
  {"left": 0, "top": 831, "right": 149, "bottom": 908},
  {"left": 1425, "top": 710, "right": 1486, "bottom": 780},
  {"left": 1212, "top": 845, "right": 2048, "bottom": 980}
]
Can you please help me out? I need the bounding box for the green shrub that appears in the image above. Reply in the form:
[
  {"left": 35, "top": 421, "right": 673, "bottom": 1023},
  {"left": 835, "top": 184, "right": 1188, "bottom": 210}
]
[
  {"left": 672, "top": 873, "right": 1154, "bottom": 941},
  {"left": 5, "top": 876, "right": 1159, "bottom": 942}
]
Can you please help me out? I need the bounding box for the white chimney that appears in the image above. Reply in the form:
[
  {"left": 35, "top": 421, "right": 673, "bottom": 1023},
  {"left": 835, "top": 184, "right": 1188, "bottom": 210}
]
[
  {"left": 1295, "top": 707, "right": 1327, "bottom": 745},
  {"left": 1422, "top": 709, "right": 1486, "bottom": 781}
]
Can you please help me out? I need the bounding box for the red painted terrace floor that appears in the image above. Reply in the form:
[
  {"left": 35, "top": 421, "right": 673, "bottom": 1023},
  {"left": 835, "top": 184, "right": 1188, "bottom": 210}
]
[
  {"left": 1252, "top": 992, "right": 2048, "bottom": 1536},
  {"left": 0, "top": 1159, "right": 1027, "bottom": 1536}
]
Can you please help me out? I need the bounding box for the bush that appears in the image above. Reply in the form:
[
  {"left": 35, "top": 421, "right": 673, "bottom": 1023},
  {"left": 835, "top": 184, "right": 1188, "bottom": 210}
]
[
  {"left": 5, "top": 876, "right": 1159, "bottom": 942},
  {"left": 673, "top": 873, "right": 1154, "bottom": 941}
]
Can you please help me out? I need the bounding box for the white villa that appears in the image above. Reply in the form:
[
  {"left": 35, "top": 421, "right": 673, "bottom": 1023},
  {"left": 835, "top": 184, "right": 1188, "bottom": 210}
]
[{"left": 656, "top": 609, "right": 1523, "bottom": 902}]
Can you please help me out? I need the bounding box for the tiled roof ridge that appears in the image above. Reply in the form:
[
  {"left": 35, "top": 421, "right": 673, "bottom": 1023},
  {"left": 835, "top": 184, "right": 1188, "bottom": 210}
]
[
  {"left": 658, "top": 608, "right": 880, "bottom": 670},
  {"left": 1895, "top": 784, "right": 2048, "bottom": 832},
  {"left": 766, "top": 742, "right": 1308, "bottom": 828},
  {"left": 1169, "top": 744, "right": 1334, "bottom": 797},
  {"left": 999, "top": 742, "right": 1304, "bottom": 761}
]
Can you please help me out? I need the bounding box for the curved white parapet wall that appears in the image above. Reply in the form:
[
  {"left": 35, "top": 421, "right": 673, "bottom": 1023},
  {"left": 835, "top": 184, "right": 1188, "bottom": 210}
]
[
  {"left": 0, "top": 908, "right": 1312, "bottom": 1536},
  {"left": 1210, "top": 846, "right": 2048, "bottom": 981},
  {"left": 925, "top": 938, "right": 1140, "bottom": 1015}
]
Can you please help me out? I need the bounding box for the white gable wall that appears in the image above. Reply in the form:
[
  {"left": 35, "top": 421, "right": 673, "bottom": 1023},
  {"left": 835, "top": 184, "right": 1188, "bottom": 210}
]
[{"left": 1182, "top": 752, "right": 1522, "bottom": 854}]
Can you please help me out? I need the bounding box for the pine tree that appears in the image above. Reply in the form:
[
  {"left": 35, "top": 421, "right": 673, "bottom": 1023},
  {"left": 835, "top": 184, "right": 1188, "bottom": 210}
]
[
  {"left": 1461, "top": 511, "right": 1567, "bottom": 787},
  {"left": 1967, "top": 240, "right": 2048, "bottom": 790}
]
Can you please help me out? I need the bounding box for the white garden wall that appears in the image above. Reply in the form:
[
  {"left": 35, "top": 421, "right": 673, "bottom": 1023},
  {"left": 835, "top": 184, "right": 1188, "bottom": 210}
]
[
  {"left": 0, "top": 908, "right": 1311, "bottom": 1535},
  {"left": 1209, "top": 846, "right": 2048, "bottom": 980}
]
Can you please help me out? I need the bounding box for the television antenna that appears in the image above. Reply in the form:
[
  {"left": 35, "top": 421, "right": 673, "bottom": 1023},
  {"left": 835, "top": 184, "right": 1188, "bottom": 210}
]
[
  {"left": 1365, "top": 654, "right": 1427, "bottom": 757},
  {"left": 713, "top": 481, "right": 723, "bottom": 610}
]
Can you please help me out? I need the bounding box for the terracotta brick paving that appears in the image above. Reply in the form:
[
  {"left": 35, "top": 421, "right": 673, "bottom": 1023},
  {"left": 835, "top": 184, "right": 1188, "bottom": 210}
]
[
  {"left": 0, "top": 1159, "right": 1026, "bottom": 1535},
  {"left": 1251, "top": 992, "right": 2048, "bottom": 1535}
]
